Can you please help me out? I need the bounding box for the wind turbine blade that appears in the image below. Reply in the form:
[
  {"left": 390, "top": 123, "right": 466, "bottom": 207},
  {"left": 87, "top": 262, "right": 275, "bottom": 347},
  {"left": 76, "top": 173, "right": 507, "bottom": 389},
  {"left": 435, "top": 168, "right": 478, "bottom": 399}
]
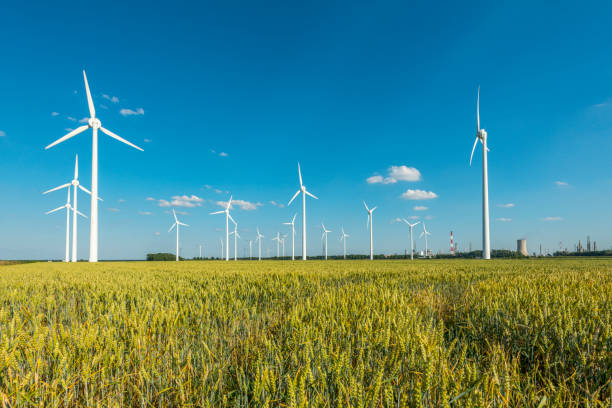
[
  {"left": 43, "top": 183, "right": 71, "bottom": 195},
  {"left": 228, "top": 213, "right": 236, "bottom": 225},
  {"left": 172, "top": 208, "right": 178, "bottom": 222},
  {"left": 74, "top": 155, "right": 79, "bottom": 179},
  {"left": 226, "top": 196, "right": 233, "bottom": 210},
  {"left": 168, "top": 223, "right": 176, "bottom": 232},
  {"left": 292, "top": 213, "right": 297, "bottom": 223},
  {"left": 363, "top": 201, "right": 369, "bottom": 212},
  {"left": 210, "top": 210, "right": 224, "bottom": 215},
  {"left": 74, "top": 209, "right": 88, "bottom": 218},
  {"left": 305, "top": 191, "right": 318, "bottom": 199},
  {"left": 419, "top": 232, "right": 424, "bottom": 238},
  {"left": 283, "top": 222, "right": 291, "bottom": 225},
  {"left": 45, "top": 126, "right": 88, "bottom": 150},
  {"left": 288, "top": 190, "right": 300, "bottom": 206},
  {"left": 46, "top": 205, "right": 66, "bottom": 215},
  {"left": 179, "top": 222, "right": 189, "bottom": 227},
  {"left": 83, "top": 70, "right": 96, "bottom": 118},
  {"left": 298, "top": 163, "right": 303, "bottom": 187},
  {"left": 100, "top": 127, "right": 144, "bottom": 151},
  {"left": 371, "top": 206, "right": 377, "bottom": 212},
  {"left": 477, "top": 85, "right": 480, "bottom": 132},
  {"left": 469, "top": 137, "right": 479, "bottom": 166}
]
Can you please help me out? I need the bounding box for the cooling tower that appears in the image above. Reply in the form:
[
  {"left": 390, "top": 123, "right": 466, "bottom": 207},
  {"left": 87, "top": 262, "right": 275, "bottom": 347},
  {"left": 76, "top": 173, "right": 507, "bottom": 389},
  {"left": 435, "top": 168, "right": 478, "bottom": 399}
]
[{"left": 517, "top": 239, "right": 528, "bottom": 257}]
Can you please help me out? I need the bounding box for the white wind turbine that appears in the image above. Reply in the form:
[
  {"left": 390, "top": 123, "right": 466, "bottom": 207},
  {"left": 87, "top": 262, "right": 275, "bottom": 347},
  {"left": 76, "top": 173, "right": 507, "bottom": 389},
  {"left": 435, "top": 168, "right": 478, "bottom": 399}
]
[
  {"left": 363, "top": 201, "right": 377, "bottom": 260},
  {"left": 283, "top": 214, "right": 297, "bottom": 260},
  {"left": 46, "top": 187, "right": 87, "bottom": 262},
  {"left": 402, "top": 219, "right": 421, "bottom": 260},
  {"left": 340, "top": 227, "right": 349, "bottom": 260},
  {"left": 169, "top": 209, "right": 189, "bottom": 261},
  {"left": 272, "top": 232, "right": 281, "bottom": 258},
  {"left": 420, "top": 222, "right": 432, "bottom": 258},
  {"left": 43, "top": 154, "right": 96, "bottom": 262},
  {"left": 470, "top": 86, "right": 491, "bottom": 260},
  {"left": 45, "top": 70, "right": 143, "bottom": 263},
  {"left": 210, "top": 196, "right": 235, "bottom": 261},
  {"left": 256, "top": 228, "right": 264, "bottom": 261},
  {"left": 321, "top": 223, "right": 332, "bottom": 260},
  {"left": 230, "top": 219, "right": 240, "bottom": 261},
  {"left": 219, "top": 238, "right": 224, "bottom": 259},
  {"left": 288, "top": 163, "right": 318, "bottom": 260},
  {"left": 249, "top": 240, "right": 253, "bottom": 260},
  {"left": 281, "top": 235, "right": 287, "bottom": 258}
]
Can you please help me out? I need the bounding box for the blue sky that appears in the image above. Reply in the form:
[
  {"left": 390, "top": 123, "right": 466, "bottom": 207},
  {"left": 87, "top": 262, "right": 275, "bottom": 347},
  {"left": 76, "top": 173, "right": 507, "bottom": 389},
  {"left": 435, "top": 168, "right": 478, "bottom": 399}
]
[{"left": 1, "top": 0, "right": 611, "bottom": 259}]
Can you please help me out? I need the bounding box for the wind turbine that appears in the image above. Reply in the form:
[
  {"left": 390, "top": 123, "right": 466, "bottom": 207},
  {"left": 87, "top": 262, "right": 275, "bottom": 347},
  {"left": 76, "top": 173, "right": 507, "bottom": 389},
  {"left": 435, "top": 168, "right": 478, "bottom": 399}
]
[
  {"left": 272, "top": 232, "right": 281, "bottom": 258},
  {"left": 249, "top": 240, "right": 253, "bottom": 260},
  {"left": 43, "top": 154, "right": 95, "bottom": 262},
  {"left": 281, "top": 235, "right": 287, "bottom": 258},
  {"left": 364, "top": 201, "right": 377, "bottom": 260},
  {"left": 420, "top": 222, "right": 432, "bottom": 258},
  {"left": 256, "top": 228, "right": 264, "bottom": 261},
  {"left": 283, "top": 214, "right": 297, "bottom": 260},
  {"left": 46, "top": 187, "right": 87, "bottom": 262},
  {"left": 470, "top": 86, "right": 491, "bottom": 260},
  {"left": 169, "top": 209, "right": 189, "bottom": 261},
  {"left": 210, "top": 196, "right": 235, "bottom": 261},
  {"left": 230, "top": 219, "right": 240, "bottom": 261},
  {"left": 321, "top": 223, "right": 331, "bottom": 260},
  {"left": 340, "top": 227, "right": 349, "bottom": 260},
  {"left": 45, "top": 70, "right": 143, "bottom": 262},
  {"left": 288, "top": 163, "right": 318, "bottom": 260},
  {"left": 219, "top": 238, "right": 224, "bottom": 259},
  {"left": 402, "top": 219, "right": 421, "bottom": 260}
]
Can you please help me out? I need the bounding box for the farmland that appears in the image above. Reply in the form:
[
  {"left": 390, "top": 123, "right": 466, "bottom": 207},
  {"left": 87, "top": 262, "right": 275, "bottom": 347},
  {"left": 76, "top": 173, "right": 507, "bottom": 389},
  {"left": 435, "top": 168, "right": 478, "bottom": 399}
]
[{"left": 0, "top": 259, "right": 610, "bottom": 407}]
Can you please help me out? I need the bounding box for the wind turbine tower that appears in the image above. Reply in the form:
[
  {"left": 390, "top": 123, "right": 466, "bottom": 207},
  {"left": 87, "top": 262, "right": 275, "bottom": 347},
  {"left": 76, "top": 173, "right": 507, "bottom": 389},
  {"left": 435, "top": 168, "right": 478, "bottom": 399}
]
[
  {"left": 402, "top": 219, "right": 420, "bottom": 260},
  {"left": 469, "top": 86, "right": 491, "bottom": 260},
  {"left": 363, "top": 201, "right": 377, "bottom": 260},
  {"left": 288, "top": 163, "right": 318, "bottom": 260}
]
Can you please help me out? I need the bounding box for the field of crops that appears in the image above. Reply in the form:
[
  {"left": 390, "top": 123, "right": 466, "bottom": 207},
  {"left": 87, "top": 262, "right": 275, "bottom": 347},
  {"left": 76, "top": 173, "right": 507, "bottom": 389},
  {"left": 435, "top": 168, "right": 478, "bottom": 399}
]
[{"left": 0, "top": 259, "right": 610, "bottom": 407}]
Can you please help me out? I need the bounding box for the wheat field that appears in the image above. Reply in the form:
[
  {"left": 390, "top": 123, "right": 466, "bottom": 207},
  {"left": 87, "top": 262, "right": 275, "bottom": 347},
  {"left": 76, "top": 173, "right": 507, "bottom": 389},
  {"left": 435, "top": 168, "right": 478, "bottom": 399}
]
[{"left": 0, "top": 259, "right": 610, "bottom": 407}]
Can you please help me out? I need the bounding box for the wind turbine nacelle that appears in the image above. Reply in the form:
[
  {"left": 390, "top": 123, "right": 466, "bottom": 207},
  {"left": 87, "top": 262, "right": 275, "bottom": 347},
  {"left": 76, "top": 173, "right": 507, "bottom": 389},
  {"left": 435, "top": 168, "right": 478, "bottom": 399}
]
[
  {"left": 89, "top": 118, "right": 101, "bottom": 129},
  {"left": 478, "top": 129, "right": 487, "bottom": 139}
]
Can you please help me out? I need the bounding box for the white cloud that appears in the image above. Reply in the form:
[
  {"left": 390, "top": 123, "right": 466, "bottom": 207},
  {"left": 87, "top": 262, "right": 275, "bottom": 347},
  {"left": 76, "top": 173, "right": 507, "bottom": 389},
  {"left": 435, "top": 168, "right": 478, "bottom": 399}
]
[
  {"left": 211, "top": 149, "right": 228, "bottom": 158},
  {"left": 78, "top": 117, "right": 89, "bottom": 124},
  {"left": 217, "top": 199, "right": 262, "bottom": 211},
  {"left": 51, "top": 112, "right": 60, "bottom": 116},
  {"left": 498, "top": 203, "right": 515, "bottom": 208},
  {"left": 542, "top": 216, "right": 563, "bottom": 222},
  {"left": 424, "top": 215, "right": 433, "bottom": 220},
  {"left": 138, "top": 211, "right": 152, "bottom": 215},
  {"left": 144, "top": 138, "right": 152, "bottom": 143},
  {"left": 367, "top": 165, "right": 421, "bottom": 184},
  {"left": 388, "top": 165, "right": 421, "bottom": 182},
  {"left": 120, "top": 108, "right": 144, "bottom": 116},
  {"left": 391, "top": 217, "right": 403, "bottom": 224},
  {"left": 67, "top": 116, "right": 76, "bottom": 122},
  {"left": 413, "top": 206, "right": 428, "bottom": 211},
  {"left": 497, "top": 218, "right": 512, "bottom": 222},
  {"left": 203, "top": 185, "right": 212, "bottom": 189},
  {"left": 269, "top": 200, "right": 285, "bottom": 208},
  {"left": 154, "top": 232, "right": 160, "bottom": 236},
  {"left": 0, "top": 130, "right": 5, "bottom": 137},
  {"left": 108, "top": 208, "right": 120, "bottom": 212},
  {"left": 145, "top": 197, "right": 156, "bottom": 201},
  {"left": 214, "top": 189, "right": 222, "bottom": 194},
  {"left": 555, "top": 181, "right": 569, "bottom": 187},
  {"left": 219, "top": 152, "right": 228, "bottom": 157},
  {"left": 65, "top": 128, "right": 73, "bottom": 132},
  {"left": 366, "top": 175, "right": 384, "bottom": 184},
  {"left": 100, "top": 104, "right": 109, "bottom": 110},
  {"left": 118, "top": 198, "right": 125, "bottom": 203},
  {"left": 102, "top": 94, "right": 119, "bottom": 103},
  {"left": 175, "top": 210, "right": 188, "bottom": 215},
  {"left": 408, "top": 215, "right": 420, "bottom": 220},
  {"left": 158, "top": 195, "right": 204, "bottom": 208},
  {"left": 401, "top": 189, "right": 438, "bottom": 200}
]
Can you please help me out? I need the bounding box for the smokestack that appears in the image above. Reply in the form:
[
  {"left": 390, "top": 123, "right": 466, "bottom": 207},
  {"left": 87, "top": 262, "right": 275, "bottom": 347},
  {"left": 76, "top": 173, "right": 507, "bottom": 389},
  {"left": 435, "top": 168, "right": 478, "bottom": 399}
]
[
  {"left": 450, "top": 231, "right": 455, "bottom": 255},
  {"left": 517, "top": 239, "right": 528, "bottom": 257}
]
